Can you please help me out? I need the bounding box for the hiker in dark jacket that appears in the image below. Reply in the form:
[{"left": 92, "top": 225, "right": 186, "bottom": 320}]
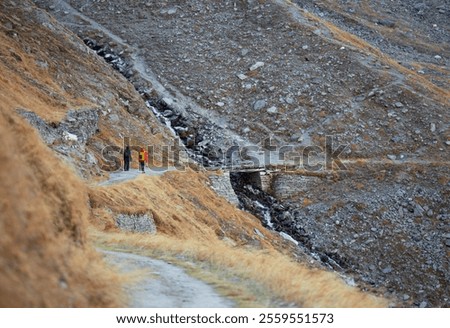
[{"left": 123, "top": 145, "right": 132, "bottom": 171}]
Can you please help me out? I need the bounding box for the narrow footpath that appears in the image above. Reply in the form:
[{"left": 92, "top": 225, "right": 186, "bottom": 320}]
[{"left": 101, "top": 250, "right": 235, "bottom": 308}]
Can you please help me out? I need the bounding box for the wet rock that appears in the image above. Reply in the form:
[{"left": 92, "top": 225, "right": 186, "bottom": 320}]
[{"left": 162, "top": 109, "right": 174, "bottom": 117}]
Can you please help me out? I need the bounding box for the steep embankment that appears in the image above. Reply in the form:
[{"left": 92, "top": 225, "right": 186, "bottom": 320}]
[{"left": 0, "top": 108, "right": 123, "bottom": 307}]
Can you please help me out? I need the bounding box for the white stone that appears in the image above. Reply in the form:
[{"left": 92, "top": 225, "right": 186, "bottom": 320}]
[
  {"left": 267, "top": 106, "right": 278, "bottom": 114},
  {"left": 249, "top": 61, "right": 264, "bottom": 71},
  {"left": 216, "top": 102, "right": 225, "bottom": 107},
  {"left": 63, "top": 131, "right": 78, "bottom": 142},
  {"left": 237, "top": 73, "right": 247, "bottom": 80}
]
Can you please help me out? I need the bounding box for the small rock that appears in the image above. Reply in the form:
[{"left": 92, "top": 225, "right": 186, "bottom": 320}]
[
  {"left": 403, "top": 294, "right": 410, "bottom": 301},
  {"left": 419, "top": 301, "right": 427, "bottom": 308},
  {"left": 267, "top": 106, "right": 278, "bottom": 114},
  {"left": 216, "top": 102, "right": 225, "bottom": 107},
  {"left": 430, "top": 123, "right": 436, "bottom": 132},
  {"left": 237, "top": 73, "right": 247, "bottom": 80},
  {"left": 162, "top": 110, "right": 173, "bottom": 117},
  {"left": 108, "top": 114, "right": 120, "bottom": 122},
  {"left": 161, "top": 97, "right": 174, "bottom": 107},
  {"left": 285, "top": 96, "right": 294, "bottom": 105},
  {"left": 241, "top": 49, "right": 249, "bottom": 57},
  {"left": 434, "top": 55, "right": 442, "bottom": 60},
  {"left": 387, "top": 154, "right": 397, "bottom": 160},
  {"left": 445, "top": 141, "right": 450, "bottom": 146},
  {"left": 302, "top": 45, "right": 309, "bottom": 50},
  {"left": 377, "top": 19, "right": 396, "bottom": 28},
  {"left": 249, "top": 61, "right": 264, "bottom": 71},
  {"left": 382, "top": 266, "right": 393, "bottom": 274},
  {"left": 59, "top": 279, "right": 68, "bottom": 290},
  {"left": 167, "top": 8, "right": 177, "bottom": 15},
  {"left": 394, "top": 102, "right": 404, "bottom": 108},
  {"left": 254, "top": 228, "right": 265, "bottom": 238},
  {"left": 253, "top": 99, "right": 267, "bottom": 111},
  {"left": 445, "top": 240, "right": 450, "bottom": 247}
]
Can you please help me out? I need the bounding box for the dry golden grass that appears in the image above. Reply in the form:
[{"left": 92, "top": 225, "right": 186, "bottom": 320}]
[
  {"left": 89, "top": 169, "right": 388, "bottom": 307},
  {"left": 0, "top": 107, "right": 124, "bottom": 307},
  {"left": 89, "top": 170, "right": 272, "bottom": 245},
  {"left": 0, "top": 31, "right": 92, "bottom": 122},
  {"left": 92, "top": 229, "right": 388, "bottom": 308}
]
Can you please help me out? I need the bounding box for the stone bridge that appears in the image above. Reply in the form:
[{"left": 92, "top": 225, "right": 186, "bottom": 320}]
[{"left": 208, "top": 166, "right": 323, "bottom": 204}]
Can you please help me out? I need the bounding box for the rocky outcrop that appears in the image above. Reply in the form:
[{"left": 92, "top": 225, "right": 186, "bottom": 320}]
[
  {"left": 19, "top": 108, "right": 100, "bottom": 177},
  {"left": 116, "top": 213, "right": 156, "bottom": 234}
]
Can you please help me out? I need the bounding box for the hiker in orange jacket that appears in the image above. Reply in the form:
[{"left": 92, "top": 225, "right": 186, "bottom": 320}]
[{"left": 138, "top": 147, "right": 147, "bottom": 173}]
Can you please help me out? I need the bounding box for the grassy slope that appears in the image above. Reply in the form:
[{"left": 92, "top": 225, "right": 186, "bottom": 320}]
[
  {"left": 89, "top": 172, "right": 388, "bottom": 307},
  {"left": 0, "top": 108, "right": 123, "bottom": 307}
]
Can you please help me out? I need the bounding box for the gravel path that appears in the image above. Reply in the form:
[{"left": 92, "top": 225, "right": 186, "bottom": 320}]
[{"left": 101, "top": 250, "right": 235, "bottom": 308}]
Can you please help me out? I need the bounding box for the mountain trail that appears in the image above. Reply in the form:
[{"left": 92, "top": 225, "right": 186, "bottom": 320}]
[{"left": 101, "top": 250, "right": 235, "bottom": 308}]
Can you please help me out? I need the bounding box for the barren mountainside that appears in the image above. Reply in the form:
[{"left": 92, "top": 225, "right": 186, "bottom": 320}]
[{"left": 0, "top": 0, "right": 448, "bottom": 308}]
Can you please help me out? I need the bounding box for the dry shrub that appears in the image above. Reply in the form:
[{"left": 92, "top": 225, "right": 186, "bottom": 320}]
[{"left": 0, "top": 109, "right": 123, "bottom": 307}]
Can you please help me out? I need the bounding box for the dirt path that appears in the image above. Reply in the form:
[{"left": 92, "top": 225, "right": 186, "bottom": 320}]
[
  {"left": 98, "top": 168, "right": 178, "bottom": 186},
  {"left": 101, "top": 250, "right": 235, "bottom": 308}
]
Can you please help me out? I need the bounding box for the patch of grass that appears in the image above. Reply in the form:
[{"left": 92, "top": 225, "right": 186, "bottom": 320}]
[{"left": 91, "top": 229, "right": 388, "bottom": 308}]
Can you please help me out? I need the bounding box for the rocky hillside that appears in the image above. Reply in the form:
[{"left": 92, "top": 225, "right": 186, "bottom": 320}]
[
  {"left": 35, "top": 0, "right": 449, "bottom": 165},
  {"left": 1, "top": 0, "right": 447, "bottom": 308},
  {"left": 1, "top": 0, "right": 392, "bottom": 307}
]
